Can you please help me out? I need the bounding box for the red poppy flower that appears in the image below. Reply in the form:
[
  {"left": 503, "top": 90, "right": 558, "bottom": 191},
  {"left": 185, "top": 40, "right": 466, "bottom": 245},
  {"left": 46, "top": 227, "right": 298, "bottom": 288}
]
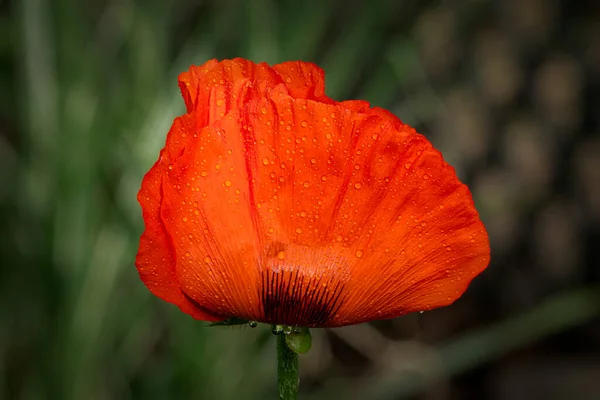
[{"left": 135, "top": 58, "right": 490, "bottom": 328}]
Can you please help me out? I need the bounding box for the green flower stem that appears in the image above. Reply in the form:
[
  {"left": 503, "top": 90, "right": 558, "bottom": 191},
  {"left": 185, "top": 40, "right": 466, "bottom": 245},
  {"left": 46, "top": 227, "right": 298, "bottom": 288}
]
[{"left": 276, "top": 332, "right": 299, "bottom": 400}]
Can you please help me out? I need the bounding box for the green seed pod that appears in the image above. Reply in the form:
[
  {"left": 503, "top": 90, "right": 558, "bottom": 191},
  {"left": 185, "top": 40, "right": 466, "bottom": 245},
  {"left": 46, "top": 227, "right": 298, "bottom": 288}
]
[{"left": 285, "top": 328, "right": 312, "bottom": 354}]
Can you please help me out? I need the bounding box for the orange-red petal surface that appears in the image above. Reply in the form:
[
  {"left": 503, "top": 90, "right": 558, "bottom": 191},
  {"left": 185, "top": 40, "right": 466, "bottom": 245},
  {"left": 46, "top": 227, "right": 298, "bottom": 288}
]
[
  {"left": 136, "top": 58, "right": 490, "bottom": 327},
  {"left": 136, "top": 118, "right": 224, "bottom": 320}
]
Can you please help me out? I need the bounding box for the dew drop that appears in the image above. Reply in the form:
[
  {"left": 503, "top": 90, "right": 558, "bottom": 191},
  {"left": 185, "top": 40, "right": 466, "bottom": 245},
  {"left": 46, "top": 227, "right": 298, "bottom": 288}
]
[
  {"left": 354, "top": 182, "right": 362, "bottom": 190},
  {"left": 422, "top": 174, "right": 429, "bottom": 180},
  {"left": 225, "top": 180, "right": 232, "bottom": 187},
  {"left": 355, "top": 250, "right": 364, "bottom": 258},
  {"left": 301, "top": 121, "right": 308, "bottom": 128},
  {"left": 310, "top": 158, "right": 317, "bottom": 165},
  {"left": 296, "top": 227, "right": 303, "bottom": 234},
  {"left": 261, "top": 107, "right": 268, "bottom": 115},
  {"left": 303, "top": 181, "right": 310, "bottom": 188},
  {"left": 215, "top": 164, "right": 221, "bottom": 170},
  {"left": 262, "top": 158, "right": 270, "bottom": 166},
  {"left": 321, "top": 175, "right": 327, "bottom": 181},
  {"left": 277, "top": 251, "right": 286, "bottom": 260}
]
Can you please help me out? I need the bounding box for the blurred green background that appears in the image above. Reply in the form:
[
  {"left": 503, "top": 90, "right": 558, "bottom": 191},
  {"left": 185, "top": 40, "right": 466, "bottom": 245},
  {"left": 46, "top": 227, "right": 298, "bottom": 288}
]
[{"left": 1, "top": 0, "right": 599, "bottom": 399}]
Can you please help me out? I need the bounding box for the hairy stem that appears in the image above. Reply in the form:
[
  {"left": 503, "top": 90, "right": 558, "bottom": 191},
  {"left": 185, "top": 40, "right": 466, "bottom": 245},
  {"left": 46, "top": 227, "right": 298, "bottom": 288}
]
[{"left": 276, "top": 332, "right": 299, "bottom": 400}]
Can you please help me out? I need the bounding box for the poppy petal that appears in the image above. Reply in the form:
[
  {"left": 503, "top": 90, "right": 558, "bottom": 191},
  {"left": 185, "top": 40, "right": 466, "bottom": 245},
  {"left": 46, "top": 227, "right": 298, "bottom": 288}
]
[
  {"left": 178, "top": 58, "right": 281, "bottom": 128},
  {"left": 159, "top": 110, "right": 263, "bottom": 320},
  {"left": 135, "top": 125, "right": 225, "bottom": 320},
  {"left": 137, "top": 59, "right": 490, "bottom": 327},
  {"left": 244, "top": 89, "right": 489, "bottom": 326},
  {"left": 272, "top": 61, "right": 333, "bottom": 103}
]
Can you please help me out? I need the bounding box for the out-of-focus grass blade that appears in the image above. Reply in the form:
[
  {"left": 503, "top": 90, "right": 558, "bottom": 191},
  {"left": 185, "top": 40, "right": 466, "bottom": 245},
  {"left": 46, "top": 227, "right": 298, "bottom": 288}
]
[
  {"left": 357, "top": 60, "right": 398, "bottom": 108},
  {"left": 245, "top": 0, "right": 279, "bottom": 64},
  {"left": 67, "top": 226, "right": 129, "bottom": 399},
  {"left": 279, "top": 0, "right": 336, "bottom": 62},
  {"left": 320, "top": 2, "right": 398, "bottom": 100},
  {"left": 16, "top": 0, "right": 59, "bottom": 216},
  {"left": 370, "top": 286, "right": 600, "bottom": 399}
]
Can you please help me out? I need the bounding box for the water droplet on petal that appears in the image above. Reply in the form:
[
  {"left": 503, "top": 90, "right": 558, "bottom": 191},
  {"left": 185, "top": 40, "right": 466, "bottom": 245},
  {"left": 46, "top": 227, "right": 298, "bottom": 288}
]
[
  {"left": 277, "top": 251, "right": 286, "bottom": 260},
  {"left": 355, "top": 250, "right": 364, "bottom": 258},
  {"left": 354, "top": 183, "right": 362, "bottom": 189}
]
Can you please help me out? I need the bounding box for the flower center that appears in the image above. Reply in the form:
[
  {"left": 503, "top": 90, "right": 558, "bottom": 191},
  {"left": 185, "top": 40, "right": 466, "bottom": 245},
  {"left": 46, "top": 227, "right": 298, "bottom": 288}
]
[
  {"left": 260, "top": 267, "right": 345, "bottom": 327},
  {"left": 258, "top": 243, "right": 349, "bottom": 327}
]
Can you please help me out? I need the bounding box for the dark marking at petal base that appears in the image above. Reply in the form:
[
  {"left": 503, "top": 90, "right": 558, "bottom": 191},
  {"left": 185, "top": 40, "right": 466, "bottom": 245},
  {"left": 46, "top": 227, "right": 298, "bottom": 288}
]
[{"left": 260, "top": 269, "right": 346, "bottom": 327}]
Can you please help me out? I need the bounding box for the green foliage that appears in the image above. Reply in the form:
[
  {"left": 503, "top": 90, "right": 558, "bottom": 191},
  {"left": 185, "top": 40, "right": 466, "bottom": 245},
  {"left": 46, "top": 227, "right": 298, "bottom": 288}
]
[{"left": 285, "top": 328, "right": 312, "bottom": 355}]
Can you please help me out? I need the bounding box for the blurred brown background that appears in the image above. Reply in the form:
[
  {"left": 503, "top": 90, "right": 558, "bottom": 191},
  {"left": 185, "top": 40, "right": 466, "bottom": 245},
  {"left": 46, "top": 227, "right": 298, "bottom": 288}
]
[{"left": 1, "top": 0, "right": 599, "bottom": 399}]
